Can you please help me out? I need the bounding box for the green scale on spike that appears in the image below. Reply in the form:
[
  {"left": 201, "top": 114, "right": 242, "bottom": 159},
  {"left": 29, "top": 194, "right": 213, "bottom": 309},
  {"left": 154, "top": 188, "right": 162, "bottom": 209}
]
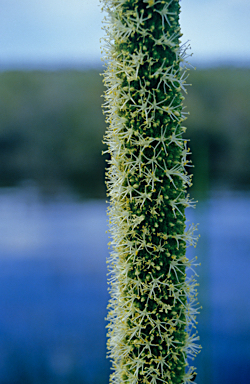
[{"left": 101, "top": 1, "right": 201, "bottom": 383}]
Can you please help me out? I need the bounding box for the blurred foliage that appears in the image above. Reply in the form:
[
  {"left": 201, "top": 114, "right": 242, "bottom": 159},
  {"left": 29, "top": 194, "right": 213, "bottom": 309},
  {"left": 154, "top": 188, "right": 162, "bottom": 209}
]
[
  {"left": 185, "top": 67, "right": 250, "bottom": 197},
  {"left": 0, "top": 70, "right": 106, "bottom": 198},
  {"left": 0, "top": 67, "right": 249, "bottom": 198}
]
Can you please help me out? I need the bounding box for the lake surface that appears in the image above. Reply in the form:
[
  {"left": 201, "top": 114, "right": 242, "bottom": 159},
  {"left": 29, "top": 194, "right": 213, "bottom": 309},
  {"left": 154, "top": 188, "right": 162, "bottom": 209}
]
[{"left": 0, "top": 187, "right": 249, "bottom": 384}]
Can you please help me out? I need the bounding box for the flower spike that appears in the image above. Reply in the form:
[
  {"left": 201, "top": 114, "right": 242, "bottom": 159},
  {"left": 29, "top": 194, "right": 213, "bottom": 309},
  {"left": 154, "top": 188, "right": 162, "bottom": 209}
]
[{"left": 101, "top": 1, "right": 201, "bottom": 383}]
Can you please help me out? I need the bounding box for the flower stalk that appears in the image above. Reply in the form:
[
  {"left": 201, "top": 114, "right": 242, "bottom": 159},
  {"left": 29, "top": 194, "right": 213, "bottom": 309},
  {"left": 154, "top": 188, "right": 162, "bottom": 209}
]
[{"left": 101, "top": 1, "right": 201, "bottom": 383}]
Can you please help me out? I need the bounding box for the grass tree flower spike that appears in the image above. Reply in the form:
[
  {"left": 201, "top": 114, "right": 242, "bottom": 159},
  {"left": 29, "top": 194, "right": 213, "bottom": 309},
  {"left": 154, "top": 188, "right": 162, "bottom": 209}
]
[{"left": 101, "top": 1, "right": 201, "bottom": 383}]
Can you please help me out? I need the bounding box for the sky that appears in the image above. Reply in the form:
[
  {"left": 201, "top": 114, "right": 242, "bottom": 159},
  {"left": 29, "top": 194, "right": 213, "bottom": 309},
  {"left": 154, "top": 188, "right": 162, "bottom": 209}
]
[{"left": 0, "top": 0, "right": 249, "bottom": 69}]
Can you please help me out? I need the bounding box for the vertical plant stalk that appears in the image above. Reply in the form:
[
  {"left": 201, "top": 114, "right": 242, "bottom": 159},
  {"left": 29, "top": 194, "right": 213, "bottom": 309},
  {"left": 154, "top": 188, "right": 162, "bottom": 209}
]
[{"left": 101, "top": 1, "right": 201, "bottom": 383}]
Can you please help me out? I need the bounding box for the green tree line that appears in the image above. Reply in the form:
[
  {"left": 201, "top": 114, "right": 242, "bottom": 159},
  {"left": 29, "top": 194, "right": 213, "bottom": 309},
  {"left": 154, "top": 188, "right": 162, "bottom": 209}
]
[{"left": 0, "top": 67, "right": 249, "bottom": 198}]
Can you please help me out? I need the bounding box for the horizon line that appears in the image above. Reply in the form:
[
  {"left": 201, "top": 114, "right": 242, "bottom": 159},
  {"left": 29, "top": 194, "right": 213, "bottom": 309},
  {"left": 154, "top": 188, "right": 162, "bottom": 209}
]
[{"left": 0, "top": 57, "right": 250, "bottom": 72}]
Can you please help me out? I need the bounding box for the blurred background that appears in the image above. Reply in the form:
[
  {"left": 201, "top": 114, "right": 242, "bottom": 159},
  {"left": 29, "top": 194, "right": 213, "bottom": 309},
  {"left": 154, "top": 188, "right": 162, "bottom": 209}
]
[{"left": 0, "top": 0, "right": 249, "bottom": 383}]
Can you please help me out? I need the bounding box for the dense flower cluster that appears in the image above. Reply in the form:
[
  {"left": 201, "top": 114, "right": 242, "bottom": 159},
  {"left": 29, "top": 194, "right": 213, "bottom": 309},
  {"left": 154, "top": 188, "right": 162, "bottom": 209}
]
[{"left": 101, "top": 1, "right": 201, "bottom": 383}]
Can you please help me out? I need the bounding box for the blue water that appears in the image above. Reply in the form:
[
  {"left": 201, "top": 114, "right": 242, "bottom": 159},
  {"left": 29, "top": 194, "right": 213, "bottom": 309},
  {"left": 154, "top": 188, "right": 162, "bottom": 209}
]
[{"left": 0, "top": 187, "right": 249, "bottom": 384}]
